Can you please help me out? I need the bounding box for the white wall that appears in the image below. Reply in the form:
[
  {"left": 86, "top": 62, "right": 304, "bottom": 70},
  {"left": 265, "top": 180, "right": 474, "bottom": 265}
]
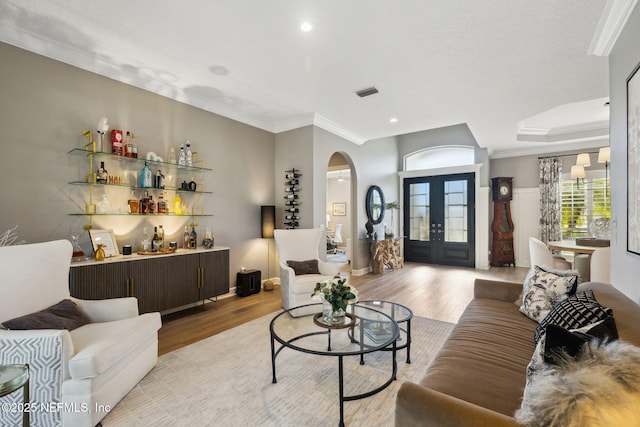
[{"left": 609, "top": 4, "right": 640, "bottom": 303}]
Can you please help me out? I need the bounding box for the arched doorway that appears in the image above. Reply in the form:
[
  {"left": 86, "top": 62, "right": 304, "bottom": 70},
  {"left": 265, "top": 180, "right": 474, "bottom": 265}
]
[{"left": 326, "top": 152, "right": 354, "bottom": 263}]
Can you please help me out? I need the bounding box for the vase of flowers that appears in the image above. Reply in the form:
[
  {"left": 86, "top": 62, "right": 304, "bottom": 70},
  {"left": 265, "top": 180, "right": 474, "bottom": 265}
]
[{"left": 311, "top": 274, "right": 358, "bottom": 324}]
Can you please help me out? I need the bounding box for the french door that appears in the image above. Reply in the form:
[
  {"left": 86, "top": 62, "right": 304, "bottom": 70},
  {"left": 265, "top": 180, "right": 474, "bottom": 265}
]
[{"left": 403, "top": 173, "right": 475, "bottom": 267}]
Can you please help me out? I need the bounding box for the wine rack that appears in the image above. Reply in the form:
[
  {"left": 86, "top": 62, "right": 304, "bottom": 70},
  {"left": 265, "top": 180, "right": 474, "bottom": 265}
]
[{"left": 284, "top": 168, "right": 301, "bottom": 229}]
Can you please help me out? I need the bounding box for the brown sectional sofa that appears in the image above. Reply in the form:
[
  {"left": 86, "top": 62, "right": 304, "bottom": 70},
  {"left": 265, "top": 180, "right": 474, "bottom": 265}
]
[{"left": 395, "top": 278, "right": 640, "bottom": 426}]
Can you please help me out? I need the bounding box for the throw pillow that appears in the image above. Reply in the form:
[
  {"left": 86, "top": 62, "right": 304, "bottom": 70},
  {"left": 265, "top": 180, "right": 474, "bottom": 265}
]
[
  {"left": 286, "top": 259, "right": 321, "bottom": 275},
  {"left": 544, "top": 316, "right": 618, "bottom": 364},
  {"left": 2, "top": 299, "right": 90, "bottom": 331},
  {"left": 519, "top": 265, "right": 579, "bottom": 323},
  {"left": 534, "top": 290, "right": 613, "bottom": 343},
  {"left": 516, "top": 340, "right": 640, "bottom": 427},
  {"left": 525, "top": 318, "right": 617, "bottom": 389}
]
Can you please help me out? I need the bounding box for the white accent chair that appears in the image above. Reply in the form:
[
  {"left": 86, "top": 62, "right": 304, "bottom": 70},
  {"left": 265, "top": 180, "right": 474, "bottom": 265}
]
[
  {"left": 327, "top": 224, "right": 344, "bottom": 254},
  {"left": 529, "top": 237, "right": 572, "bottom": 270},
  {"left": 274, "top": 228, "right": 350, "bottom": 312},
  {"left": 590, "top": 247, "right": 611, "bottom": 283},
  {"left": 0, "top": 240, "right": 161, "bottom": 427}
]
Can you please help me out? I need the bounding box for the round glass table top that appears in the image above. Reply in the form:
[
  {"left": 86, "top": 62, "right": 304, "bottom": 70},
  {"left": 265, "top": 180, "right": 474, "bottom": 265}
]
[
  {"left": 0, "top": 365, "right": 29, "bottom": 397},
  {"left": 271, "top": 303, "right": 399, "bottom": 356},
  {"left": 355, "top": 300, "right": 413, "bottom": 323}
]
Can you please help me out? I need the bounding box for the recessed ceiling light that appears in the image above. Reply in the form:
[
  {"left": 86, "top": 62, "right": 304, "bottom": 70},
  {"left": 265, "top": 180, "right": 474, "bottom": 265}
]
[
  {"left": 300, "top": 22, "right": 313, "bottom": 32},
  {"left": 389, "top": 117, "right": 399, "bottom": 123}
]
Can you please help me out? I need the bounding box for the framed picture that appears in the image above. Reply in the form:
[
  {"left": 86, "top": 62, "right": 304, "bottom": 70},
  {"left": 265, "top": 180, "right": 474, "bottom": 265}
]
[
  {"left": 333, "top": 203, "right": 346, "bottom": 216},
  {"left": 88, "top": 229, "right": 120, "bottom": 257},
  {"left": 628, "top": 61, "right": 640, "bottom": 255}
]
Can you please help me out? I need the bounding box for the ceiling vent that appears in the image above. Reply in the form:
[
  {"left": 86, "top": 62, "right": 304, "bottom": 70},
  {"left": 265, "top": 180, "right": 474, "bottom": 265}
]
[{"left": 355, "top": 86, "right": 379, "bottom": 98}]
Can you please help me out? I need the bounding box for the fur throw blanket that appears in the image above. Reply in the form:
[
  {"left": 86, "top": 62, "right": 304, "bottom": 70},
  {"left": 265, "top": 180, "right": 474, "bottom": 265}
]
[{"left": 515, "top": 339, "right": 640, "bottom": 427}]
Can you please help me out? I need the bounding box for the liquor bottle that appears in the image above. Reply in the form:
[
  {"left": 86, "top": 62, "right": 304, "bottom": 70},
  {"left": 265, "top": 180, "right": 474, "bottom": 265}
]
[
  {"left": 140, "top": 191, "right": 149, "bottom": 214},
  {"left": 189, "top": 226, "right": 197, "bottom": 249},
  {"left": 157, "top": 192, "right": 168, "bottom": 214},
  {"left": 141, "top": 227, "right": 151, "bottom": 252},
  {"left": 178, "top": 143, "right": 186, "bottom": 166},
  {"left": 285, "top": 215, "right": 300, "bottom": 220},
  {"left": 148, "top": 195, "right": 155, "bottom": 214},
  {"left": 183, "top": 225, "right": 190, "bottom": 249},
  {"left": 96, "top": 161, "right": 108, "bottom": 184},
  {"left": 131, "top": 133, "right": 138, "bottom": 158},
  {"left": 174, "top": 193, "right": 182, "bottom": 214},
  {"left": 185, "top": 141, "right": 193, "bottom": 166},
  {"left": 285, "top": 207, "right": 299, "bottom": 213},
  {"left": 284, "top": 194, "right": 299, "bottom": 200},
  {"left": 124, "top": 131, "right": 132, "bottom": 157},
  {"left": 158, "top": 225, "right": 165, "bottom": 249},
  {"left": 140, "top": 161, "right": 153, "bottom": 188},
  {"left": 285, "top": 200, "right": 301, "bottom": 205},
  {"left": 286, "top": 179, "right": 299, "bottom": 186},
  {"left": 284, "top": 186, "right": 301, "bottom": 192},
  {"left": 152, "top": 227, "right": 161, "bottom": 252},
  {"left": 154, "top": 169, "right": 165, "bottom": 189}
]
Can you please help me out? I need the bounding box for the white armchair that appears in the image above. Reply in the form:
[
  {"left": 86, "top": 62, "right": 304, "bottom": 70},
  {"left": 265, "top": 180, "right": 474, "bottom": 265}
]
[
  {"left": 274, "top": 229, "right": 350, "bottom": 312},
  {"left": 0, "top": 240, "right": 161, "bottom": 427}
]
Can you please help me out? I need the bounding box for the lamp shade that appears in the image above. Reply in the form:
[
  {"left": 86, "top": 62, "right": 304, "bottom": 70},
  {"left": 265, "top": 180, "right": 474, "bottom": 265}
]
[
  {"left": 576, "top": 153, "right": 591, "bottom": 167},
  {"left": 571, "top": 164, "right": 586, "bottom": 179},
  {"left": 261, "top": 205, "right": 275, "bottom": 238},
  {"left": 598, "top": 147, "right": 611, "bottom": 164}
]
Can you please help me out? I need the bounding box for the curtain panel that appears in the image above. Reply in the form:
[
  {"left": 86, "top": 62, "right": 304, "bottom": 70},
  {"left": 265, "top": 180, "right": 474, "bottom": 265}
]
[{"left": 539, "top": 157, "right": 562, "bottom": 242}]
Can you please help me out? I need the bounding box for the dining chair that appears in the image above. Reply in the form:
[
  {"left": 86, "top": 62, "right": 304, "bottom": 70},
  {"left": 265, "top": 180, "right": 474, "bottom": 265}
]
[
  {"left": 528, "top": 237, "right": 572, "bottom": 270},
  {"left": 589, "top": 247, "right": 611, "bottom": 283}
]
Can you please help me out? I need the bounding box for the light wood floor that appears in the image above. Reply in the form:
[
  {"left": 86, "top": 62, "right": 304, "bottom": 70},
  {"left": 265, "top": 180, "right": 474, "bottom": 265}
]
[{"left": 158, "top": 262, "right": 529, "bottom": 355}]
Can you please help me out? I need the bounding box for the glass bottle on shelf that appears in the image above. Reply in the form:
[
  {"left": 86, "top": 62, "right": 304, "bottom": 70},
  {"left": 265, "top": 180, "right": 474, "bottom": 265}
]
[
  {"left": 174, "top": 193, "right": 182, "bottom": 214},
  {"left": 183, "top": 225, "right": 190, "bottom": 249},
  {"left": 189, "top": 226, "right": 197, "bottom": 249},
  {"left": 152, "top": 227, "right": 161, "bottom": 252},
  {"left": 124, "top": 131, "right": 133, "bottom": 157},
  {"left": 97, "top": 194, "right": 111, "bottom": 214},
  {"left": 158, "top": 225, "right": 165, "bottom": 249},
  {"left": 157, "top": 192, "right": 168, "bottom": 214},
  {"left": 141, "top": 227, "right": 151, "bottom": 252},
  {"left": 147, "top": 195, "right": 155, "bottom": 214},
  {"left": 185, "top": 141, "right": 193, "bottom": 166},
  {"left": 140, "top": 161, "right": 153, "bottom": 188},
  {"left": 169, "top": 144, "right": 177, "bottom": 164},
  {"left": 131, "top": 133, "right": 138, "bottom": 158},
  {"left": 178, "top": 143, "right": 186, "bottom": 166},
  {"left": 96, "top": 161, "right": 108, "bottom": 184}
]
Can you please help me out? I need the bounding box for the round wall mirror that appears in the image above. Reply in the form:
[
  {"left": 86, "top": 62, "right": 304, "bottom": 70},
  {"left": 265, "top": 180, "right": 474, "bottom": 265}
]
[{"left": 365, "top": 185, "right": 385, "bottom": 225}]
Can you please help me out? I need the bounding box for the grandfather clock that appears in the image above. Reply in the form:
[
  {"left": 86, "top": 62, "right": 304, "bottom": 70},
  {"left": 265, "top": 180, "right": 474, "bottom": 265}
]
[{"left": 491, "top": 177, "right": 515, "bottom": 267}]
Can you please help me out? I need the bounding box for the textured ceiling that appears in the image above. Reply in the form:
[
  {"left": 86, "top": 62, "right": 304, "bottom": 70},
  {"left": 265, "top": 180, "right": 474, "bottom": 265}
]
[{"left": 0, "top": 0, "right": 613, "bottom": 156}]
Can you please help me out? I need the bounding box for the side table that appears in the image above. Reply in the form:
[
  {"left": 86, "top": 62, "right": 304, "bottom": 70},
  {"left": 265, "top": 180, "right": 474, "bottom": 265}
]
[
  {"left": 356, "top": 300, "right": 413, "bottom": 363},
  {"left": 0, "top": 364, "right": 30, "bottom": 427}
]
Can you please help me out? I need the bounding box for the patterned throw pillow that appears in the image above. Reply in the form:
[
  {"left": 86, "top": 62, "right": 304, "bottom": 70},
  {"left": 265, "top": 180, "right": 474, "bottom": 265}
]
[
  {"left": 520, "top": 266, "right": 579, "bottom": 323},
  {"left": 534, "top": 290, "right": 613, "bottom": 342}
]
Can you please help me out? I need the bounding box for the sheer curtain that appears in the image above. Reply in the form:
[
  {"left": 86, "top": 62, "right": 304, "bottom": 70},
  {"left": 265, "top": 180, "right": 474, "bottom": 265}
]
[{"left": 539, "top": 157, "right": 562, "bottom": 242}]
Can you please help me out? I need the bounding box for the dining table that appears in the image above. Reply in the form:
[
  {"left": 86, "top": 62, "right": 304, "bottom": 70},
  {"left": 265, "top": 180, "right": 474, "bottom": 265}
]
[{"left": 546, "top": 240, "right": 605, "bottom": 255}]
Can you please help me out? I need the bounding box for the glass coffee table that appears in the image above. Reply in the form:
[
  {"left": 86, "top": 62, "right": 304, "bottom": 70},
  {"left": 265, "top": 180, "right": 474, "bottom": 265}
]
[
  {"left": 355, "top": 300, "right": 413, "bottom": 363},
  {"left": 0, "top": 364, "right": 30, "bottom": 427},
  {"left": 270, "top": 303, "right": 400, "bottom": 427}
]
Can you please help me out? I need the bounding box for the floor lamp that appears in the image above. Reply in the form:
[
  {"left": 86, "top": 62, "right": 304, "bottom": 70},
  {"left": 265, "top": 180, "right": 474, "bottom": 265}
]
[{"left": 261, "top": 206, "right": 275, "bottom": 291}]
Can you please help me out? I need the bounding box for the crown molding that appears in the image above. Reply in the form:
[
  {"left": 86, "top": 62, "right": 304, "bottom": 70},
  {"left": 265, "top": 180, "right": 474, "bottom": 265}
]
[{"left": 588, "top": 0, "right": 638, "bottom": 56}]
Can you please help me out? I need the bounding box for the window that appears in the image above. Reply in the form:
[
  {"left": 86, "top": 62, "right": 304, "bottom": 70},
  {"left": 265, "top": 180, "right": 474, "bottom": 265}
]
[
  {"left": 560, "top": 170, "right": 610, "bottom": 239},
  {"left": 405, "top": 146, "right": 474, "bottom": 171}
]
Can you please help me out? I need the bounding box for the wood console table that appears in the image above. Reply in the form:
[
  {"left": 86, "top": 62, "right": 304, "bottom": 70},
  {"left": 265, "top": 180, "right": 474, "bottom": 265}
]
[{"left": 369, "top": 238, "right": 404, "bottom": 274}]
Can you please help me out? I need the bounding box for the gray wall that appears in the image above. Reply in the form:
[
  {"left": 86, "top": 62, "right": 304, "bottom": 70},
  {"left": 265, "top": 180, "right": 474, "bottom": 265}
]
[
  {"left": 610, "top": 4, "right": 640, "bottom": 303},
  {"left": 396, "top": 123, "right": 490, "bottom": 185},
  {"left": 0, "top": 42, "right": 275, "bottom": 283}
]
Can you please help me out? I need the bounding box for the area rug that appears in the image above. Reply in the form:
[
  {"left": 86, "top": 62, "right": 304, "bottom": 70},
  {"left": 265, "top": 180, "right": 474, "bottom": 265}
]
[{"left": 101, "top": 312, "right": 454, "bottom": 427}]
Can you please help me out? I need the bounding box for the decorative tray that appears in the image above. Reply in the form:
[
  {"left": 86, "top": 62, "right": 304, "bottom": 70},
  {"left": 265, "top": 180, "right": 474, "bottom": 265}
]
[
  {"left": 137, "top": 248, "right": 177, "bottom": 255},
  {"left": 313, "top": 312, "right": 356, "bottom": 329}
]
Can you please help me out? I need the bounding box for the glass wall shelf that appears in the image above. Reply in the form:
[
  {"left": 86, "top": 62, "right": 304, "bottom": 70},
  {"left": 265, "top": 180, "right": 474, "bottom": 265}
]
[
  {"left": 68, "top": 148, "right": 212, "bottom": 172},
  {"left": 68, "top": 180, "right": 212, "bottom": 194}
]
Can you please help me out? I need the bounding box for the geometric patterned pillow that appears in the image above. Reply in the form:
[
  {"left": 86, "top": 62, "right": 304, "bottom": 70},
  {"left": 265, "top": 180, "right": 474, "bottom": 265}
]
[
  {"left": 520, "top": 266, "right": 579, "bottom": 323},
  {"left": 534, "top": 290, "right": 613, "bottom": 343}
]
